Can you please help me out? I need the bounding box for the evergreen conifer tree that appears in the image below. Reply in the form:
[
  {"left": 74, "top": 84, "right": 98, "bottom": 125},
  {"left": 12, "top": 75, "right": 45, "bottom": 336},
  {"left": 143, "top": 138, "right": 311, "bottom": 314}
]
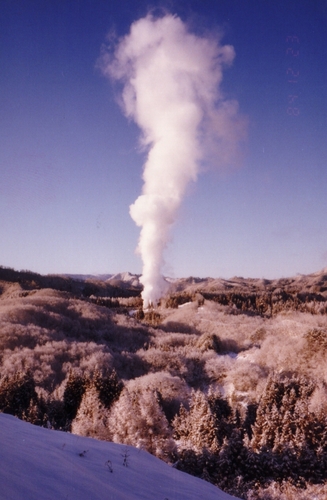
[
  {"left": 71, "top": 381, "right": 111, "bottom": 440},
  {"left": 173, "top": 390, "right": 219, "bottom": 454},
  {"left": 63, "top": 371, "right": 86, "bottom": 421},
  {"left": 109, "top": 387, "right": 175, "bottom": 460},
  {"left": 0, "top": 371, "right": 37, "bottom": 420}
]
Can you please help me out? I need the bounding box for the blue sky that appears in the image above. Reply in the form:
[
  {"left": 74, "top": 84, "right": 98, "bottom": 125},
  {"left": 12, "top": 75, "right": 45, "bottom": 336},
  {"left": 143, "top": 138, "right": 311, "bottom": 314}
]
[{"left": 1, "top": 0, "right": 326, "bottom": 279}]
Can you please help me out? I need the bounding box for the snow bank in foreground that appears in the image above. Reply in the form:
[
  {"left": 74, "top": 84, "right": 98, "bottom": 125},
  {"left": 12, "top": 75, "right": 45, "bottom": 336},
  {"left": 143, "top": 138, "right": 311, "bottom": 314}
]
[{"left": 0, "top": 414, "right": 238, "bottom": 500}]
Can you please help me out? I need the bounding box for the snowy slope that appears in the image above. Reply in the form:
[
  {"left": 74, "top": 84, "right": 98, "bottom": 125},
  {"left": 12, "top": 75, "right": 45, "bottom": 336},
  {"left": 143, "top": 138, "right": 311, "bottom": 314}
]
[{"left": 0, "top": 414, "right": 238, "bottom": 500}]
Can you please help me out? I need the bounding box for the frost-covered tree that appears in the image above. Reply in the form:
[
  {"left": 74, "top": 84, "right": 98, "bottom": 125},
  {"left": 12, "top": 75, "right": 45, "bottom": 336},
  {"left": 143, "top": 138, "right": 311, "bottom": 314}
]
[
  {"left": 70, "top": 369, "right": 123, "bottom": 439},
  {"left": 93, "top": 369, "right": 123, "bottom": 408},
  {"left": 109, "top": 387, "right": 175, "bottom": 461},
  {"left": 0, "top": 371, "right": 37, "bottom": 420},
  {"left": 207, "top": 387, "right": 234, "bottom": 445},
  {"left": 173, "top": 390, "right": 219, "bottom": 453},
  {"left": 63, "top": 371, "right": 86, "bottom": 421},
  {"left": 71, "top": 382, "right": 111, "bottom": 440}
]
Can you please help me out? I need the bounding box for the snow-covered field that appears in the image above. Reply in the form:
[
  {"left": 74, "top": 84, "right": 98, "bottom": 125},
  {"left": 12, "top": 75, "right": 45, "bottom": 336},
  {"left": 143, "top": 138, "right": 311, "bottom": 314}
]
[{"left": 0, "top": 413, "right": 238, "bottom": 500}]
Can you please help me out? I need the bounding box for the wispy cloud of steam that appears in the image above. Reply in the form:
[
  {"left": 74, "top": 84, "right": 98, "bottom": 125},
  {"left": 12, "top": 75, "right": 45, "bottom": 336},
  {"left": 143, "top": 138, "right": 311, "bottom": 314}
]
[{"left": 98, "top": 14, "right": 246, "bottom": 308}]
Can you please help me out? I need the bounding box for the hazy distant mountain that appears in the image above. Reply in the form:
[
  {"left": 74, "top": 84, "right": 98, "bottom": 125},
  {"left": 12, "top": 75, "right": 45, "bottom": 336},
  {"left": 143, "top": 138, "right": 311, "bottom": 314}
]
[
  {"left": 106, "top": 272, "right": 141, "bottom": 288},
  {"left": 64, "top": 273, "right": 114, "bottom": 282}
]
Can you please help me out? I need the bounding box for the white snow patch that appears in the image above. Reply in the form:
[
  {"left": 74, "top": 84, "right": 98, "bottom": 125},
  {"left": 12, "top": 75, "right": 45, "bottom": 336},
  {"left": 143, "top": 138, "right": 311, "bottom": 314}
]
[
  {"left": 0, "top": 413, "right": 238, "bottom": 500},
  {"left": 236, "top": 349, "right": 257, "bottom": 362}
]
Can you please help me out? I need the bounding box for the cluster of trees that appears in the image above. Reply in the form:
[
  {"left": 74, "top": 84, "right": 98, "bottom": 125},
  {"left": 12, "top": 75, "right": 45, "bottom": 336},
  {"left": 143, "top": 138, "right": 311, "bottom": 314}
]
[
  {"left": 166, "top": 290, "right": 327, "bottom": 316},
  {"left": 173, "top": 374, "right": 327, "bottom": 497},
  {"left": 1, "top": 368, "right": 327, "bottom": 499},
  {"left": 0, "top": 369, "right": 123, "bottom": 431},
  {"left": 88, "top": 295, "right": 142, "bottom": 309}
]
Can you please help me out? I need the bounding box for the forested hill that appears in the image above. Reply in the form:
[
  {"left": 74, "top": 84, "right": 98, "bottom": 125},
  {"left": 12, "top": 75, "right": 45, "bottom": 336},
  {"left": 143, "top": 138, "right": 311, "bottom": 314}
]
[
  {"left": 1, "top": 266, "right": 327, "bottom": 498},
  {"left": 1, "top": 265, "right": 327, "bottom": 316},
  {"left": 0, "top": 266, "right": 141, "bottom": 299},
  {"left": 166, "top": 268, "right": 327, "bottom": 316}
]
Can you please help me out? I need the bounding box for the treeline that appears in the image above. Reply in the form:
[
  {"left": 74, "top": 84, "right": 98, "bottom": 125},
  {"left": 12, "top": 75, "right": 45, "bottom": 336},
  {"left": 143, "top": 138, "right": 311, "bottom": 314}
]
[
  {"left": 88, "top": 295, "right": 142, "bottom": 309},
  {"left": 165, "top": 290, "right": 327, "bottom": 316}
]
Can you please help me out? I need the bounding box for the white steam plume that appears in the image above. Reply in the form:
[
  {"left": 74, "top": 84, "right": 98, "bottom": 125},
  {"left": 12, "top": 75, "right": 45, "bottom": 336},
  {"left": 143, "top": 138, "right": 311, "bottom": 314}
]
[{"left": 98, "top": 14, "right": 246, "bottom": 309}]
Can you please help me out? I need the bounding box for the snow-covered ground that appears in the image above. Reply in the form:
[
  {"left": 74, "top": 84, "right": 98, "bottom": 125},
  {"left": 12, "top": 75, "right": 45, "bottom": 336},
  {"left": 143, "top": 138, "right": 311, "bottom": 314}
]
[{"left": 0, "top": 414, "right": 238, "bottom": 500}]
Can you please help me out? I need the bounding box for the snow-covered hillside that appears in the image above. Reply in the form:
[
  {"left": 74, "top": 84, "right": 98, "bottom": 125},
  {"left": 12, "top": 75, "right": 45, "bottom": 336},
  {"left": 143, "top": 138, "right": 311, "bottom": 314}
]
[
  {"left": 107, "top": 272, "right": 141, "bottom": 288},
  {"left": 0, "top": 413, "right": 238, "bottom": 500}
]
